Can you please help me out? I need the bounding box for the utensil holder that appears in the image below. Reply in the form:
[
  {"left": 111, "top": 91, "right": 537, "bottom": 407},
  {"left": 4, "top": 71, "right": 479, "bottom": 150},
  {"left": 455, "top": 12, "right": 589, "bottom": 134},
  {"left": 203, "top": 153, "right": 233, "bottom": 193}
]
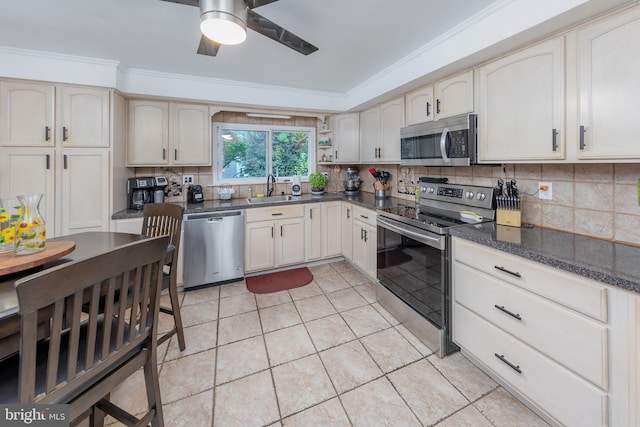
[
  {"left": 375, "top": 189, "right": 389, "bottom": 199},
  {"left": 496, "top": 209, "right": 521, "bottom": 228}
]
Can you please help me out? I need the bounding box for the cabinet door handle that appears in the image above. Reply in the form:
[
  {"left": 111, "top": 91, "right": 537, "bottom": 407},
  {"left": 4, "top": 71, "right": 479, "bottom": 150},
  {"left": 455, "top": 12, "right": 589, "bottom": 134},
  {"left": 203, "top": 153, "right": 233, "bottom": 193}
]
[
  {"left": 162, "top": 148, "right": 166, "bottom": 160},
  {"left": 346, "top": 208, "right": 350, "bottom": 219},
  {"left": 494, "top": 265, "right": 521, "bottom": 278},
  {"left": 494, "top": 304, "right": 522, "bottom": 321},
  {"left": 271, "top": 212, "right": 283, "bottom": 216},
  {"left": 436, "top": 99, "right": 441, "bottom": 114},
  {"left": 271, "top": 226, "right": 274, "bottom": 238},
  {"left": 63, "top": 126, "right": 68, "bottom": 142},
  {"left": 174, "top": 149, "right": 177, "bottom": 161},
  {"left": 363, "top": 229, "right": 367, "bottom": 242},
  {"left": 579, "top": 125, "right": 586, "bottom": 150},
  {"left": 63, "top": 154, "right": 68, "bottom": 169},
  {"left": 309, "top": 210, "right": 313, "bottom": 220},
  {"left": 360, "top": 228, "right": 364, "bottom": 240},
  {"left": 495, "top": 353, "right": 522, "bottom": 374},
  {"left": 45, "top": 126, "right": 50, "bottom": 142},
  {"left": 552, "top": 128, "right": 558, "bottom": 151},
  {"left": 45, "top": 154, "right": 50, "bottom": 170},
  {"left": 280, "top": 225, "right": 283, "bottom": 237},
  {"left": 335, "top": 150, "right": 338, "bottom": 160},
  {"left": 426, "top": 102, "right": 431, "bottom": 117}
]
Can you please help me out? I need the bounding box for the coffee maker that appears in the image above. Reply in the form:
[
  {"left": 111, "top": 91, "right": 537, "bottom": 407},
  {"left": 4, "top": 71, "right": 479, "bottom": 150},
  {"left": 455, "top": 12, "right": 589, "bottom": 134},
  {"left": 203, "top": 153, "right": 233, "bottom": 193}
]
[
  {"left": 343, "top": 167, "right": 362, "bottom": 195},
  {"left": 127, "top": 177, "right": 155, "bottom": 210}
]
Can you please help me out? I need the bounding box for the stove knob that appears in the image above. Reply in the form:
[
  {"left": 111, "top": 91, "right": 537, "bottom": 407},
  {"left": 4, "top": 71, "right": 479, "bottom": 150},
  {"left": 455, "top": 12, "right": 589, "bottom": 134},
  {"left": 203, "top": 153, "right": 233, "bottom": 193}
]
[
  {"left": 428, "top": 187, "right": 435, "bottom": 194},
  {"left": 478, "top": 193, "right": 486, "bottom": 201},
  {"left": 466, "top": 191, "right": 475, "bottom": 199}
]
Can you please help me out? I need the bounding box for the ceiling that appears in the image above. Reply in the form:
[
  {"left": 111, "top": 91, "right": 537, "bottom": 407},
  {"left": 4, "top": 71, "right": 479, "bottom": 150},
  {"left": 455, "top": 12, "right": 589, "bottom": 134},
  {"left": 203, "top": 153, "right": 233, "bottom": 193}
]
[
  {"left": 0, "top": 0, "right": 631, "bottom": 111},
  {"left": 0, "top": 0, "right": 496, "bottom": 93}
]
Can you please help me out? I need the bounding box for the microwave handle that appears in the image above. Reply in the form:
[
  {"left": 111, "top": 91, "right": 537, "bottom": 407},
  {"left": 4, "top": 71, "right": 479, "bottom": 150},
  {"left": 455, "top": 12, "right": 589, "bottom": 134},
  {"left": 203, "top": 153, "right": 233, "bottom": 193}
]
[{"left": 439, "top": 127, "right": 451, "bottom": 164}]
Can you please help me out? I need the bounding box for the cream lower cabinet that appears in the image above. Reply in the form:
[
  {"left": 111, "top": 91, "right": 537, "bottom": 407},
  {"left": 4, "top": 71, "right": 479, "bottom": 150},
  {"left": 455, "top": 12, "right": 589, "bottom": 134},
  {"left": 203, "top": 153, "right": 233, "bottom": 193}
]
[
  {"left": 476, "top": 37, "right": 565, "bottom": 162},
  {"left": 322, "top": 201, "right": 342, "bottom": 258},
  {"left": 304, "top": 204, "right": 322, "bottom": 262},
  {"left": 341, "top": 203, "right": 353, "bottom": 261},
  {"left": 0, "top": 148, "right": 109, "bottom": 237},
  {"left": 452, "top": 237, "right": 637, "bottom": 426},
  {"left": 245, "top": 205, "right": 304, "bottom": 273},
  {"left": 351, "top": 206, "right": 377, "bottom": 279}
]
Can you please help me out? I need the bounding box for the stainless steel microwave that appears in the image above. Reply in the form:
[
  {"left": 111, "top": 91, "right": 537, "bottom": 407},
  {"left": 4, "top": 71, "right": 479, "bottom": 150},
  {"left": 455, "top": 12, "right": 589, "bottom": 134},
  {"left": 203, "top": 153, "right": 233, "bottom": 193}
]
[{"left": 401, "top": 114, "right": 478, "bottom": 167}]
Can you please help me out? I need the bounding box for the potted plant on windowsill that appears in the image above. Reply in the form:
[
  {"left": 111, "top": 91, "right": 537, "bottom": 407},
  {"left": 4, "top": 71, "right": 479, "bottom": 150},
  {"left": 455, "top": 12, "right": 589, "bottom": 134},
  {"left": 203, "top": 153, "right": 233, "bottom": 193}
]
[{"left": 309, "top": 173, "right": 328, "bottom": 195}]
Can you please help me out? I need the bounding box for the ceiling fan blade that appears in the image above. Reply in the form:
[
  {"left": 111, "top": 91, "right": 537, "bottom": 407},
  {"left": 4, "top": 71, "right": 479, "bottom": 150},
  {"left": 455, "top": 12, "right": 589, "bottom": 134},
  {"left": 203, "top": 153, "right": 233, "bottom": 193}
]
[
  {"left": 159, "top": 0, "right": 199, "bottom": 7},
  {"left": 197, "top": 35, "right": 221, "bottom": 56},
  {"left": 243, "top": 0, "right": 279, "bottom": 9},
  {"left": 247, "top": 9, "right": 318, "bottom": 55}
]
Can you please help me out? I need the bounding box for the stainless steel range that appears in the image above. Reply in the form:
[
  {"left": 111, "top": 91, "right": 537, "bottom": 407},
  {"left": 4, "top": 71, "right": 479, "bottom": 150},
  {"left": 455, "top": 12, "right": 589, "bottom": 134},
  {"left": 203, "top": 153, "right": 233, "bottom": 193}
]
[{"left": 376, "top": 181, "right": 495, "bottom": 357}]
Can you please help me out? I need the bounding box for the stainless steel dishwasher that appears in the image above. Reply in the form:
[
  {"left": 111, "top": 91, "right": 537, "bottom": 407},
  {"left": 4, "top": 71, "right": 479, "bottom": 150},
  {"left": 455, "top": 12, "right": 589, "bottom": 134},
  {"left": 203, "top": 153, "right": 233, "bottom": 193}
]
[{"left": 182, "top": 210, "right": 244, "bottom": 289}]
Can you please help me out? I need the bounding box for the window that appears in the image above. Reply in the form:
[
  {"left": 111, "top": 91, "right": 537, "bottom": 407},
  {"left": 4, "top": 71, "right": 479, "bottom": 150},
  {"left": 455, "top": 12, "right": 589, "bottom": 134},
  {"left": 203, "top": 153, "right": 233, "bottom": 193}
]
[{"left": 214, "top": 123, "right": 316, "bottom": 184}]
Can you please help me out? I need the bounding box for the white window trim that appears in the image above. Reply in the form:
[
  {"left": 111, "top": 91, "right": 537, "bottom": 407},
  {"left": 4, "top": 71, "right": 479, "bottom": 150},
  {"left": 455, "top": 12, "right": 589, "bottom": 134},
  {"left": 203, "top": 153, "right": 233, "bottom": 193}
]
[{"left": 213, "top": 122, "right": 316, "bottom": 185}]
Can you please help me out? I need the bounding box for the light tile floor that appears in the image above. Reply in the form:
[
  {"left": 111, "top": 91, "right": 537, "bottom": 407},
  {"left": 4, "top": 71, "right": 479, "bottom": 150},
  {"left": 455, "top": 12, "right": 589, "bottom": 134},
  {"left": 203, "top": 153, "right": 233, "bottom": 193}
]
[{"left": 103, "top": 261, "right": 549, "bottom": 427}]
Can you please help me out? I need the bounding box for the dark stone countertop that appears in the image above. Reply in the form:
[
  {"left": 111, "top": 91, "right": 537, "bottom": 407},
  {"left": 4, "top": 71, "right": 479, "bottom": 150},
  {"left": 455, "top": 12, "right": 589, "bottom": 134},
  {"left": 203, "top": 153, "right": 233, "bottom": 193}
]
[
  {"left": 450, "top": 223, "right": 640, "bottom": 295},
  {"left": 111, "top": 192, "right": 406, "bottom": 220}
]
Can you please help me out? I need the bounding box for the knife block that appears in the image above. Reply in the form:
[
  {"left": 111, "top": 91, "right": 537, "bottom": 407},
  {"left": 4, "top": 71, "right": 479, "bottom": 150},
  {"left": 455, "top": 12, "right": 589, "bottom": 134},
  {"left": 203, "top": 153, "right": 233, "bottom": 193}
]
[{"left": 496, "top": 208, "right": 522, "bottom": 228}]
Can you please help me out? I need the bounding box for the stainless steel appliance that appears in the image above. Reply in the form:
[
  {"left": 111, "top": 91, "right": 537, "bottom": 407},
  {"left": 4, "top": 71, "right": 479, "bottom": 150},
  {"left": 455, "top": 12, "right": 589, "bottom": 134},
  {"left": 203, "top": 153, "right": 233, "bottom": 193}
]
[
  {"left": 183, "top": 210, "right": 245, "bottom": 289},
  {"left": 400, "top": 114, "right": 478, "bottom": 167},
  {"left": 127, "top": 177, "right": 155, "bottom": 210},
  {"left": 343, "top": 167, "right": 362, "bottom": 195},
  {"left": 376, "top": 182, "right": 495, "bottom": 357}
]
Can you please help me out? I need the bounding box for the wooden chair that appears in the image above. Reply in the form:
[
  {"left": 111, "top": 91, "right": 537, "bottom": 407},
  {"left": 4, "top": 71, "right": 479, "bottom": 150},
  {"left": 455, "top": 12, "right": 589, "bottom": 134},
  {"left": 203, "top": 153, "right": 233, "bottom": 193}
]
[
  {"left": 0, "top": 235, "right": 169, "bottom": 426},
  {"left": 141, "top": 203, "right": 186, "bottom": 351}
]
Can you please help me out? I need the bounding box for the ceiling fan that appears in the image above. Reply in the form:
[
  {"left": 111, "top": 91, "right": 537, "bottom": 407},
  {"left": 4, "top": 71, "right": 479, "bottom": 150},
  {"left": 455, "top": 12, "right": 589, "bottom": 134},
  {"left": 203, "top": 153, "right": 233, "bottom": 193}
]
[{"left": 161, "top": 0, "right": 318, "bottom": 57}]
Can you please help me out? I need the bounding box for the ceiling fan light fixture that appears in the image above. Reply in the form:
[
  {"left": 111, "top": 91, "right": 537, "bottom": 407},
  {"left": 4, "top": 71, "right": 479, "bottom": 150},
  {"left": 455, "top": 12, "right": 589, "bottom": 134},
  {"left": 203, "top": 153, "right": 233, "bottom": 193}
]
[{"left": 200, "top": 0, "right": 247, "bottom": 45}]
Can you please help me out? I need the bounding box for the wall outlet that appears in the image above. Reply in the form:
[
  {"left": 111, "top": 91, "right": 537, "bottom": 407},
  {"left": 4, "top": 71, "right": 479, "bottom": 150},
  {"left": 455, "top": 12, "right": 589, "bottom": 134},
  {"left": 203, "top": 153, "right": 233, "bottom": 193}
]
[
  {"left": 321, "top": 172, "right": 329, "bottom": 179},
  {"left": 182, "top": 175, "right": 194, "bottom": 185},
  {"left": 539, "top": 182, "right": 553, "bottom": 200}
]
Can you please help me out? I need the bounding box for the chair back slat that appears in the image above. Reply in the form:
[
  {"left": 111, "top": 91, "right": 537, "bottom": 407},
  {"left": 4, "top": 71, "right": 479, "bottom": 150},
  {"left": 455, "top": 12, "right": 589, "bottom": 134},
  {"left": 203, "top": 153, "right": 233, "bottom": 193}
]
[
  {"left": 84, "top": 283, "right": 101, "bottom": 370},
  {"left": 46, "top": 299, "right": 65, "bottom": 394},
  {"left": 66, "top": 290, "right": 84, "bottom": 381},
  {"left": 142, "top": 203, "right": 184, "bottom": 258},
  {"left": 14, "top": 236, "right": 169, "bottom": 405}
]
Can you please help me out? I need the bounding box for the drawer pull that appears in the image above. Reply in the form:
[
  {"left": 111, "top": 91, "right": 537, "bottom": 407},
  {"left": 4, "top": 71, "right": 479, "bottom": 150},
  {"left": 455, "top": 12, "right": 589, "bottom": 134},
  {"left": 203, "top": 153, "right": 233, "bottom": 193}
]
[
  {"left": 494, "top": 304, "right": 522, "bottom": 321},
  {"left": 494, "top": 265, "right": 521, "bottom": 278},
  {"left": 495, "top": 353, "right": 522, "bottom": 374},
  {"left": 271, "top": 213, "right": 283, "bottom": 216},
  {"left": 360, "top": 215, "right": 368, "bottom": 220}
]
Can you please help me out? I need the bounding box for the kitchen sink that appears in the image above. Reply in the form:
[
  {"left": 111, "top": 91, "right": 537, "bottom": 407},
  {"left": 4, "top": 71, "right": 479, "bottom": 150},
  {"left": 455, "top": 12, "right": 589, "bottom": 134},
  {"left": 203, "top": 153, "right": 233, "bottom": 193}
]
[{"left": 246, "top": 195, "right": 300, "bottom": 204}]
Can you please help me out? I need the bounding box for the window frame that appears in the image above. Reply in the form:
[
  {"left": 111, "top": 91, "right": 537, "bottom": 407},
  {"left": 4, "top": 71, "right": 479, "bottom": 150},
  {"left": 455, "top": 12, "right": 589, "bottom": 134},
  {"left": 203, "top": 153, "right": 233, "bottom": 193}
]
[{"left": 213, "top": 122, "right": 316, "bottom": 185}]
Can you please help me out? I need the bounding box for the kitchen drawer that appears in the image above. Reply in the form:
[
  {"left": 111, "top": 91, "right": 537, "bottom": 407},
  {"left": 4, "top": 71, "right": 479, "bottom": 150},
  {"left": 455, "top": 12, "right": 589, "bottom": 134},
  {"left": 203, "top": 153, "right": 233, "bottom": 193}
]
[
  {"left": 245, "top": 205, "right": 304, "bottom": 222},
  {"left": 352, "top": 205, "right": 376, "bottom": 227},
  {"left": 453, "top": 238, "right": 607, "bottom": 321},
  {"left": 454, "top": 303, "right": 607, "bottom": 427},
  {"left": 454, "top": 262, "right": 608, "bottom": 389}
]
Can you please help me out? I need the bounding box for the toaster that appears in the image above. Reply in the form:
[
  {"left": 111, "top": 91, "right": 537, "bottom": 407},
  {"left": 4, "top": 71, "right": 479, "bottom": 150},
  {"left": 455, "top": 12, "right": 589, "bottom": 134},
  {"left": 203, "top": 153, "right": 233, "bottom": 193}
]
[{"left": 187, "top": 185, "right": 204, "bottom": 203}]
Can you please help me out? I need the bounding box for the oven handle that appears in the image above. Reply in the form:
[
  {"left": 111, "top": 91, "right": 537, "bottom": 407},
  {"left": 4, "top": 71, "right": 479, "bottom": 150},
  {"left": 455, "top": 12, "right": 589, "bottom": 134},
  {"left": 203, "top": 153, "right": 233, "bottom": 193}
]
[
  {"left": 377, "top": 217, "right": 444, "bottom": 250},
  {"left": 440, "top": 127, "right": 451, "bottom": 164}
]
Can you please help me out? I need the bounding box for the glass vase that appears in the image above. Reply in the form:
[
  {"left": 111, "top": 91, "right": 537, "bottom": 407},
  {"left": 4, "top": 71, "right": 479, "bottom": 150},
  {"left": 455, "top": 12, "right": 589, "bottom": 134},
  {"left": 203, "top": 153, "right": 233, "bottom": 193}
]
[
  {"left": 14, "top": 194, "right": 46, "bottom": 256},
  {"left": 0, "top": 198, "right": 20, "bottom": 253}
]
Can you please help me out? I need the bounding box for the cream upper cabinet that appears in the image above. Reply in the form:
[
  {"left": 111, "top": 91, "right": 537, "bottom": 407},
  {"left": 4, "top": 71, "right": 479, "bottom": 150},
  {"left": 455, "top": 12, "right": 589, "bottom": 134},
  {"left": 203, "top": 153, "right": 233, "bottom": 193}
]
[
  {"left": 405, "top": 85, "right": 434, "bottom": 126},
  {"left": 57, "top": 149, "right": 110, "bottom": 235},
  {"left": 127, "top": 100, "right": 211, "bottom": 166},
  {"left": 331, "top": 113, "right": 359, "bottom": 163},
  {"left": 57, "top": 86, "right": 110, "bottom": 147},
  {"left": 127, "top": 100, "right": 169, "bottom": 165},
  {"left": 576, "top": 7, "right": 640, "bottom": 160},
  {"left": 477, "top": 37, "right": 565, "bottom": 162},
  {"left": 170, "top": 103, "right": 211, "bottom": 165},
  {"left": 0, "top": 81, "right": 55, "bottom": 147},
  {"left": 434, "top": 70, "right": 474, "bottom": 120},
  {"left": 359, "top": 98, "right": 404, "bottom": 163}
]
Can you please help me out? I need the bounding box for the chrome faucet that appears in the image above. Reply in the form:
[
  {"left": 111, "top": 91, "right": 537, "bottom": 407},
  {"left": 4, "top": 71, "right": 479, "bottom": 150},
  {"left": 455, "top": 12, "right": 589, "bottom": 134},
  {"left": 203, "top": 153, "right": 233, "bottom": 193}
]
[{"left": 267, "top": 174, "right": 276, "bottom": 197}]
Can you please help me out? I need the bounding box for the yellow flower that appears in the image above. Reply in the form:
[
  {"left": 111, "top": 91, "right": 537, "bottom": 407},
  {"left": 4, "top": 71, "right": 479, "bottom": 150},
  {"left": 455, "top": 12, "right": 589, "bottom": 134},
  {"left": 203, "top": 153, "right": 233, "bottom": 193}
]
[
  {"left": 39, "top": 228, "right": 46, "bottom": 241},
  {"left": 0, "top": 212, "right": 10, "bottom": 223},
  {"left": 31, "top": 217, "right": 42, "bottom": 227},
  {"left": 2, "top": 230, "right": 15, "bottom": 242},
  {"left": 16, "top": 221, "right": 33, "bottom": 233}
]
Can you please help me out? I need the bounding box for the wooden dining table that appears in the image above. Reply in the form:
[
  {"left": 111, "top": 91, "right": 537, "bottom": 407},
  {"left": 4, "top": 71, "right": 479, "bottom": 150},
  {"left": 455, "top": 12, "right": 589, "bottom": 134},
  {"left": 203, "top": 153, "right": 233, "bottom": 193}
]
[{"left": 0, "top": 231, "right": 149, "bottom": 359}]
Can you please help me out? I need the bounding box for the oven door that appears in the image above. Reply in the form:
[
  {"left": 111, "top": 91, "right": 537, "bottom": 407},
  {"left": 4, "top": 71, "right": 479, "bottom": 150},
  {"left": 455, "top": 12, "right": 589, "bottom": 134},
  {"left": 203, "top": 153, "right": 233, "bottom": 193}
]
[
  {"left": 376, "top": 216, "right": 446, "bottom": 328},
  {"left": 376, "top": 216, "right": 458, "bottom": 356}
]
